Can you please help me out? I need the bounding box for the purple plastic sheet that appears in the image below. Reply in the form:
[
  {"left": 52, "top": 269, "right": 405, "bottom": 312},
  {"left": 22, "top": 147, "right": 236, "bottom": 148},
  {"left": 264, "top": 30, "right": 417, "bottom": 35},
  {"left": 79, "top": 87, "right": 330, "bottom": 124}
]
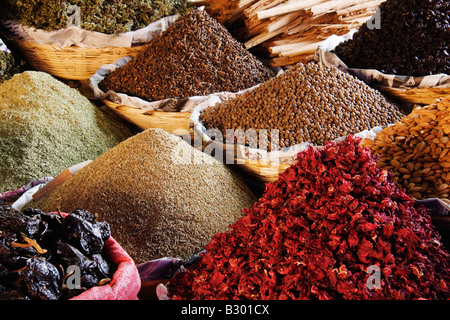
[
  {"left": 0, "top": 177, "right": 52, "bottom": 202},
  {"left": 415, "top": 198, "right": 450, "bottom": 216},
  {"left": 137, "top": 258, "right": 185, "bottom": 282},
  {"left": 137, "top": 250, "right": 205, "bottom": 282}
]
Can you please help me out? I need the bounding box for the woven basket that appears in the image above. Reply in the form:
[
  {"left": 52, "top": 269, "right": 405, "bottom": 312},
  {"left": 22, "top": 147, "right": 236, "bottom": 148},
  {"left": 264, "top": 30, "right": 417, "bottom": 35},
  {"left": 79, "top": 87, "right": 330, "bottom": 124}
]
[
  {"left": 103, "top": 99, "right": 191, "bottom": 133},
  {"left": 378, "top": 86, "right": 450, "bottom": 105},
  {"left": 234, "top": 159, "right": 291, "bottom": 184},
  {"left": 9, "top": 38, "right": 146, "bottom": 80}
]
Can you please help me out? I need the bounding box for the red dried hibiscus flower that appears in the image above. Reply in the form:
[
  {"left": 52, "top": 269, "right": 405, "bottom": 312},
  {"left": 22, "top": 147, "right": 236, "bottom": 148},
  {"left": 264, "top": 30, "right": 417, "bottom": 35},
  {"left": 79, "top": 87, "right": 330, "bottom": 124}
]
[{"left": 168, "top": 135, "right": 450, "bottom": 300}]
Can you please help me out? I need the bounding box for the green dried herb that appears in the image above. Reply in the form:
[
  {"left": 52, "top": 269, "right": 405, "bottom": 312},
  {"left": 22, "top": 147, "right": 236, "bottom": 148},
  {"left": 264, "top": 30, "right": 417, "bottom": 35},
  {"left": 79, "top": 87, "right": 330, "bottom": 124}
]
[
  {"left": 0, "top": 50, "right": 24, "bottom": 84},
  {"left": 1, "top": 0, "right": 193, "bottom": 34},
  {"left": 0, "top": 71, "right": 133, "bottom": 192}
]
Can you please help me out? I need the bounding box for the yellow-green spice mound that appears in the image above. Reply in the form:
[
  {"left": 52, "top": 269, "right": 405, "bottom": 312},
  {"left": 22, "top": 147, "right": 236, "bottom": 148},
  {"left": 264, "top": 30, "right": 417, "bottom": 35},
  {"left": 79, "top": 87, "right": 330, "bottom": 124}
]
[{"left": 0, "top": 71, "right": 133, "bottom": 192}]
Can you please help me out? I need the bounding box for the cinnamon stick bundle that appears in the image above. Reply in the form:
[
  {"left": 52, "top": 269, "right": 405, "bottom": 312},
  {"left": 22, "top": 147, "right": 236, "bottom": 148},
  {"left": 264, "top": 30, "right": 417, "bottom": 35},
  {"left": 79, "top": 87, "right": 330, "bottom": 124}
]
[{"left": 193, "top": 0, "right": 385, "bottom": 67}]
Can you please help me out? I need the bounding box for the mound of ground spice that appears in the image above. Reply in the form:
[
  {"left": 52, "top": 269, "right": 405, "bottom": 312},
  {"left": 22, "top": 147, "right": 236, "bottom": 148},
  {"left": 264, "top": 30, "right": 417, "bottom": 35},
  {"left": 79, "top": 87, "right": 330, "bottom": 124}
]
[
  {"left": 29, "top": 128, "right": 257, "bottom": 264},
  {"left": 0, "top": 71, "right": 132, "bottom": 192},
  {"left": 98, "top": 9, "right": 274, "bottom": 102},
  {"left": 168, "top": 135, "right": 450, "bottom": 300}
]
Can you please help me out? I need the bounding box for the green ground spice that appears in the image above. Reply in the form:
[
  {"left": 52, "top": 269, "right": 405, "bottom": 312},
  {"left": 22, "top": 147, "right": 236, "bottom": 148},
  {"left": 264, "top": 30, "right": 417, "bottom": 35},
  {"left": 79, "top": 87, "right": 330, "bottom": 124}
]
[
  {"left": 1, "top": 0, "right": 193, "bottom": 34},
  {"left": 29, "top": 128, "right": 258, "bottom": 264},
  {"left": 0, "top": 71, "right": 133, "bottom": 192}
]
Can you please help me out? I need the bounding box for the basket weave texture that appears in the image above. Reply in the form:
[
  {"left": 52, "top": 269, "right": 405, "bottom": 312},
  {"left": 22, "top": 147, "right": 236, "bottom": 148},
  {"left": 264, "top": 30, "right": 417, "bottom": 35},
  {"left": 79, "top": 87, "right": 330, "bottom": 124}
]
[{"left": 11, "top": 38, "right": 146, "bottom": 80}]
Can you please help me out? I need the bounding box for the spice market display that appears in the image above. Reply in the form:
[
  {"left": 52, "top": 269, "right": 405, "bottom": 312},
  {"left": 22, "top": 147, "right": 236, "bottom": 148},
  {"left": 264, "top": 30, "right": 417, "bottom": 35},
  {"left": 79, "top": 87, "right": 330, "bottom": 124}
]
[{"left": 0, "top": 0, "right": 449, "bottom": 303}]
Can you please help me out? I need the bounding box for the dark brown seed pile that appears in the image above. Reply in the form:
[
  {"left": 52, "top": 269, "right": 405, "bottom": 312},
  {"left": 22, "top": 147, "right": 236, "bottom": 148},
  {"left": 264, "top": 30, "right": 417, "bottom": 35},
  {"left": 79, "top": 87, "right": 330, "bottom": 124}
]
[
  {"left": 98, "top": 9, "right": 274, "bottom": 102},
  {"left": 334, "top": 0, "right": 450, "bottom": 76},
  {"left": 200, "top": 62, "right": 405, "bottom": 150}
]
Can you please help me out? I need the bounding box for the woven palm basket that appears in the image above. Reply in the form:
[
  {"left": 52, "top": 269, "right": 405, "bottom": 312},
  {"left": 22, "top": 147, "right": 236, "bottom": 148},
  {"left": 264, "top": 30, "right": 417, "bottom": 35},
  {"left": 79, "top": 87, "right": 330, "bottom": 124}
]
[
  {"left": 378, "top": 86, "right": 450, "bottom": 105},
  {"left": 10, "top": 38, "right": 147, "bottom": 80},
  {"left": 234, "top": 159, "right": 291, "bottom": 184},
  {"left": 103, "top": 99, "right": 192, "bottom": 134}
]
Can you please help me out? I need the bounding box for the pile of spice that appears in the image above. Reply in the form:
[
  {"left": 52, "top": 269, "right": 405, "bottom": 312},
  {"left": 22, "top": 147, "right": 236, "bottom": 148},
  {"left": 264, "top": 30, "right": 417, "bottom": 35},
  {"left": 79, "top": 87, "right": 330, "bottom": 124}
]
[
  {"left": 29, "top": 128, "right": 257, "bottom": 264},
  {"left": 0, "top": 49, "right": 24, "bottom": 84},
  {"left": 168, "top": 135, "right": 450, "bottom": 300},
  {"left": 362, "top": 95, "right": 450, "bottom": 200},
  {"left": 0, "top": 0, "right": 193, "bottom": 34},
  {"left": 98, "top": 9, "right": 274, "bottom": 102},
  {"left": 0, "top": 71, "right": 132, "bottom": 192},
  {"left": 333, "top": 0, "right": 449, "bottom": 76},
  {"left": 0, "top": 202, "right": 115, "bottom": 300},
  {"left": 199, "top": 62, "right": 404, "bottom": 150}
]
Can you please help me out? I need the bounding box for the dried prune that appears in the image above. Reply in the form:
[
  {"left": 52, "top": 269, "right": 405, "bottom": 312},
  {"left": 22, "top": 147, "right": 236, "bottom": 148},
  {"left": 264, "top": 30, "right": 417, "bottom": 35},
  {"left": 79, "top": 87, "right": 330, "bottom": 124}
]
[
  {"left": 0, "top": 205, "right": 116, "bottom": 299},
  {"left": 62, "top": 213, "right": 104, "bottom": 255},
  {"left": 0, "top": 263, "right": 7, "bottom": 279},
  {"left": 23, "top": 208, "right": 62, "bottom": 245},
  {"left": 55, "top": 241, "right": 112, "bottom": 290},
  {"left": 55, "top": 241, "right": 97, "bottom": 275},
  {"left": 0, "top": 230, "right": 15, "bottom": 260},
  {"left": 22, "top": 258, "right": 60, "bottom": 300},
  {"left": 0, "top": 204, "right": 42, "bottom": 238},
  {"left": 70, "top": 209, "right": 96, "bottom": 223},
  {"left": 91, "top": 253, "right": 114, "bottom": 279}
]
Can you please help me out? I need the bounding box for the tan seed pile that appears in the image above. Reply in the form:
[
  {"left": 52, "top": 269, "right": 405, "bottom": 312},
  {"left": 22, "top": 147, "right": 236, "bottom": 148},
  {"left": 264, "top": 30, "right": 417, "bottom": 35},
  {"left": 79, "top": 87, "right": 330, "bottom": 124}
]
[
  {"left": 200, "top": 62, "right": 405, "bottom": 150},
  {"left": 363, "top": 95, "right": 450, "bottom": 200},
  {"left": 29, "top": 128, "right": 257, "bottom": 264}
]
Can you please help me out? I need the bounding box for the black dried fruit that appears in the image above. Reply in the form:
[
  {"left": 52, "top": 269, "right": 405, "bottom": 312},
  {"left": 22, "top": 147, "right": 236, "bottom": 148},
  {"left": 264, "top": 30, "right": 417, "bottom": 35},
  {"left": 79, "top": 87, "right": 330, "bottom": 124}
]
[
  {"left": 62, "top": 212, "right": 105, "bottom": 255},
  {"left": 334, "top": 0, "right": 450, "bottom": 76},
  {"left": 0, "top": 203, "right": 42, "bottom": 238},
  {"left": 22, "top": 258, "right": 61, "bottom": 300},
  {"left": 0, "top": 203, "right": 116, "bottom": 300},
  {"left": 55, "top": 241, "right": 97, "bottom": 275}
]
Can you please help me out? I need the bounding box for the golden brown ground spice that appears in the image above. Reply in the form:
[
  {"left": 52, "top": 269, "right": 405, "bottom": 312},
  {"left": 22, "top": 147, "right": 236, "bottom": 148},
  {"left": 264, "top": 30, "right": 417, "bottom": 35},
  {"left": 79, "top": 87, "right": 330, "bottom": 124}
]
[{"left": 29, "top": 129, "right": 257, "bottom": 264}]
